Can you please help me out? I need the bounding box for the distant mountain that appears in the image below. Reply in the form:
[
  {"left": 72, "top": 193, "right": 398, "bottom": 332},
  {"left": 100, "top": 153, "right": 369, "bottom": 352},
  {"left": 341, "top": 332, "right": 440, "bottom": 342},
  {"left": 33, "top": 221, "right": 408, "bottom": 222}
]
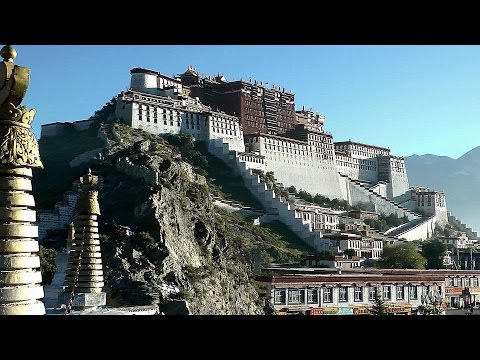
[{"left": 405, "top": 146, "right": 480, "bottom": 234}]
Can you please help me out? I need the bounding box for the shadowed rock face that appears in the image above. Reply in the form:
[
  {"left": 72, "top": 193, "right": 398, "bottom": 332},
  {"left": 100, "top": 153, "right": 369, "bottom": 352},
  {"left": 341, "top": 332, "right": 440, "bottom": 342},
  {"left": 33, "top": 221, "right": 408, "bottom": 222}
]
[
  {"left": 37, "top": 121, "right": 313, "bottom": 314},
  {"left": 95, "top": 129, "right": 264, "bottom": 315}
]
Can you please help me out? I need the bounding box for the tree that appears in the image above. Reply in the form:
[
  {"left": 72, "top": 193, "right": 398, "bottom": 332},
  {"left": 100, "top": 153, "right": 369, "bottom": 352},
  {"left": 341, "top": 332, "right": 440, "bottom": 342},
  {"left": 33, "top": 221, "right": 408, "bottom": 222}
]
[
  {"left": 38, "top": 245, "right": 58, "bottom": 285},
  {"left": 317, "top": 250, "right": 334, "bottom": 257},
  {"left": 370, "top": 291, "right": 388, "bottom": 315},
  {"left": 287, "top": 185, "right": 297, "bottom": 194},
  {"left": 343, "top": 248, "right": 356, "bottom": 258},
  {"left": 421, "top": 240, "right": 447, "bottom": 269},
  {"left": 377, "top": 243, "right": 426, "bottom": 269}
]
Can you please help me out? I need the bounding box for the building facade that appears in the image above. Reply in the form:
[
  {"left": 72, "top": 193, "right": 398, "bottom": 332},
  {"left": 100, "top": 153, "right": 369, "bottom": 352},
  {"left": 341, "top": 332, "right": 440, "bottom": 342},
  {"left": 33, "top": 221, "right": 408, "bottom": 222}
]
[
  {"left": 257, "top": 268, "right": 448, "bottom": 315},
  {"left": 109, "top": 66, "right": 456, "bottom": 242},
  {"left": 179, "top": 67, "right": 296, "bottom": 136},
  {"left": 406, "top": 186, "right": 448, "bottom": 226},
  {"left": 317, "top": 233, "right": 383, "bottom": 260},
  {"left": 438, "top": 233, "right": 476, "bottom": 250},
  {"left": 295, "top": 204, "right": 339, "bottom": 232},
  {"left": 115, "top": 89, "right": 245, "bottom": 152}
]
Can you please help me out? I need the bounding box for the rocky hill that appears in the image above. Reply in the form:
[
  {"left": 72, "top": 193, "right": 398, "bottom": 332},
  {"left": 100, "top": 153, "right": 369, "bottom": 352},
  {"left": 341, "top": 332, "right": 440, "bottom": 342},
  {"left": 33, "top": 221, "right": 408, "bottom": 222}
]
[
  {"left": 34, "top": 108, "right": 315, "bottom": 314},
  {"left": 405, "top": 147, "right": 480, "bottom": 233}
]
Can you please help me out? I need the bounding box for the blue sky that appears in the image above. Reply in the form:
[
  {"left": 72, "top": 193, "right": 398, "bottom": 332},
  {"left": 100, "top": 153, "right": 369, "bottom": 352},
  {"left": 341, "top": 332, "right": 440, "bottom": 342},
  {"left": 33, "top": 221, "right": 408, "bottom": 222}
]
[{"left": 13, "top": 45, "right": 480, "bottom": 159}]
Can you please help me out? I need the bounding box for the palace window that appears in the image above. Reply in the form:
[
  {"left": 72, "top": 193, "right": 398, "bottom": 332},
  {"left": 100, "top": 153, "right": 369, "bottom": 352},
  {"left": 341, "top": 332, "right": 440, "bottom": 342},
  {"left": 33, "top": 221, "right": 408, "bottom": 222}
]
[
  {"left": 410, "top": 285, "right": 418, "bottom": 300},
  {"left": 274, "top": 289, "right": 286, "bottom": 305},
  {"left": 323, "top": 288, "right": 333, "bottom": 303},
  {"left": 396, "top": 285, "right": 404, "bottom": 300},
  {"left": 288, "top": 289, "right": 304, "bottom": 304},
  {"left": 354, "top": 286, "right": 363, "bottom": 302},
  {"left": 307, "top": 289, "right": 318, "bottom": 304},
  {"left": 368, "top": 287, "right": 376, "bottom": 301},
  {"left": 383, "top": 285, "right": 392, "bottom": 300},
  {"left": 473, "top": 278, "right": 479, "bottom": 287},
  {"left": 339, "top": 287, "right": 348, "bottom": 302}
]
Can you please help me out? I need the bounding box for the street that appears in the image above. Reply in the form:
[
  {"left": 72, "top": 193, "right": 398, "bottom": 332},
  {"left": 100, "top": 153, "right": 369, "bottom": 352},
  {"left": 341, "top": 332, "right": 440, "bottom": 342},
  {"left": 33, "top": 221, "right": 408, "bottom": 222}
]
[{"left": 445, "top": 308, "right": 480, "bottom": 315}]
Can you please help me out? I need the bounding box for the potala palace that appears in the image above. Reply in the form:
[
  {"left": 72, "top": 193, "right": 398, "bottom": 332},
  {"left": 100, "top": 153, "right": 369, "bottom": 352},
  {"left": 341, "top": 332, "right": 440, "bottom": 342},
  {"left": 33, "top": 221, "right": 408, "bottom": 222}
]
[{"left": 41, "top": 66, "right": 479, "bottom": 249}]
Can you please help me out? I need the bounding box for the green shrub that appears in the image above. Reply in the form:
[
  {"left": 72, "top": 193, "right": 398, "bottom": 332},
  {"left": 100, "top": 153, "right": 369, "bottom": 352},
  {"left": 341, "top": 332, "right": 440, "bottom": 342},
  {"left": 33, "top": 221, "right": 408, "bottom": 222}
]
[{"left": 38, "top": 246, "right": 58, "bottom": 285}]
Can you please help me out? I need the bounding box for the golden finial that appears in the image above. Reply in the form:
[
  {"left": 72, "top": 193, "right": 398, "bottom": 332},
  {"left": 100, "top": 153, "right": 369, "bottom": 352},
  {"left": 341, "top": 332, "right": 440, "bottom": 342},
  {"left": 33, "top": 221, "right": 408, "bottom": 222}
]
[{"left": 1, "top": 45, "right": 17, "bottom": 63}]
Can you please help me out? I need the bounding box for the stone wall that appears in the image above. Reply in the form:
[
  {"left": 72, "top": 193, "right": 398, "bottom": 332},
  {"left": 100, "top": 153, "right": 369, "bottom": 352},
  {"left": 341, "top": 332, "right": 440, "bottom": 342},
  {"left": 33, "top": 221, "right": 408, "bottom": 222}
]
[
  {"left": 207, "top": 138, "right": 325, "bottom": 251},
  {"left": 369, "top": 182, "right": 388, "bottom": 198},
  {"left": 339, "top": 174, "right": 420, "bottom": 221},
  {"left": 115, "top": 157, "right": 159, "bottom": 187},
  {"left": 37, "top": 178, "right": 104, "bottom": 243},
  {"left": 448, "top": 212, "right": 480, "bottom": 240},
  {"left": 212, "top": 197, "right": 264, "bottom": 217},
  {"left": 260, "top": 145, "right": 344, "bottom": 200},
  {"left": 336, "top": 154, "right": 378, "bottom": 183},
  {"left": 69, "top": 148, "right": 105, "bottom": 168},
  {"left": 390, "top": 215, "right": 437, "bottom": 241},
  {"left": 40, "top": 120, "right": 93, "bottom": 138},
  {"left": 37, "top": 191, "right": 79, "bottom": 242},
  {"left": 237, "top": 153, "right": 265, "bottom": 172},
  {"left": 377, "top": 156, "right": 410, "bottom": 200}
]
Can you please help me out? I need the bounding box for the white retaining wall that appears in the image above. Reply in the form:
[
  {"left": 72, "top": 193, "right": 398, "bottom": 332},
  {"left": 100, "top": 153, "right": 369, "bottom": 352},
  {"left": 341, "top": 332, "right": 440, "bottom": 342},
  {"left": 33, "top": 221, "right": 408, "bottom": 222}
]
[
  {"left": 339, "top": 174, "right": 420, "bottom": 221},
  {"left": 261, "top": 151, "right": 344, "bottom": 200},
  {"left": 37, "top": 192, "right": 79, "bottom": 242},
  {"left": 207, "top": 138, "right": 325, "bottom": 251},
  {"left": 392, "top": 216, "right": 437, "bottom": 241}
]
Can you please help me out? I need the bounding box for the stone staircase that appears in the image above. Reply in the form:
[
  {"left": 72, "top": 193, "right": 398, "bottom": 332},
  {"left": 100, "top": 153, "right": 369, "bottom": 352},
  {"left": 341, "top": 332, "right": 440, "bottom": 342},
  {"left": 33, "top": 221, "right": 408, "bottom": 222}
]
[
  {"left": 384, "top": 216, "right": 430, "bottom": 237},
  {"left": 339, "top": 173, "right": 420, "bottom": 221},
  {"left": 447, "top": 212, "right": 479, "bottom": 240},
  {"left": 211, "top": 196, "right": 265, "bottom": 217},
  {"left": 207, "top": 139, "right": 324, "bottom": 250}
]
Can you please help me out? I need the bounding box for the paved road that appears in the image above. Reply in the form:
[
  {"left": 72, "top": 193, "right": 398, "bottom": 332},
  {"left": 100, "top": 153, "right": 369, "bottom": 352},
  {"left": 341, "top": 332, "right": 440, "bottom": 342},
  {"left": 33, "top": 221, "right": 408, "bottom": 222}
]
[{"left": 445, "top": 308, "right": 479, "bottom": 315}]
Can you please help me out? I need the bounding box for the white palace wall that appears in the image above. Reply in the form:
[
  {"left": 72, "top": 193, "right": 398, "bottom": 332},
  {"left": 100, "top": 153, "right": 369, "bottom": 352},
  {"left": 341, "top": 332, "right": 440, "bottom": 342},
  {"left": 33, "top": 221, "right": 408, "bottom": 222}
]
[
  {"left": 396, "top": 216, "right": 437, "bottom": 241},
  {"left": 336, "top": 154, "right": 378, "bottom": 183},
  {"left": 251, "top": 136, "right": 344, "bottom": 200},
  {"left": 389, "top": 168, "right": 410, "bottom": 200},
  {"left": 116, "top": 91, "right": 245, "bottom": 152}
]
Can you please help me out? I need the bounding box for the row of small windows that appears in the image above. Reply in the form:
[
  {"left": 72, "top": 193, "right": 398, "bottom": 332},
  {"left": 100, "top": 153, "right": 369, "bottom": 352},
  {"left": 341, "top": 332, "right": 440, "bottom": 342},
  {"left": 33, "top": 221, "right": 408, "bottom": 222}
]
[
  {"left": 335, "top": 144, "right": 389, "bottom": 156},
  {"left": 239, "top": 156, "right": 264, "bottom": 164},
  {"left": 274, "top": 285, "right": 433, "bottom": 305},
  {"left": 212, "top": 128, "right": 237, "bottom": 136},
  {"left": 337, "top": 161, "right": 377, "bottom": 171},
  {"left": 446, "top": 277, "right": 479, "bottom": 287},
  {"left": 133, "top": 96, "right": 174, "bottom": 107},
  {"left": 299, "top": 212, "right": 337, "bottom": 224},
  {"left": 245, "top": 120, "right": 265, "bottom": 129},
  {"left": 213, "top": 122, "right": 237, "bottom": 130}
]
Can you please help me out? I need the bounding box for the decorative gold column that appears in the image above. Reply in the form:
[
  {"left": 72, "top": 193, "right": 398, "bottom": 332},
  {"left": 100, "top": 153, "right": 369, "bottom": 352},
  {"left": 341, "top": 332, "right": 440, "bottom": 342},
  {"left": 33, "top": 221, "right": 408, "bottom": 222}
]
[
  {"left": 63, "top": 169, "right": 105, "bottom": 309},
  {"left": 0, "top": 45, "right": 45, "bottom": 315}
]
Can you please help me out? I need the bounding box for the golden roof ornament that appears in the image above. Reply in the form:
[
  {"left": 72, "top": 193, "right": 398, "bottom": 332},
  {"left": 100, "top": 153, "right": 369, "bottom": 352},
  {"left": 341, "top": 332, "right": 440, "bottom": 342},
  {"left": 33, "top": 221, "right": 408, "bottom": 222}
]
[
  {"left": 76, "top": 168, "right": 100, "bottom": 215},
  {"left": 0, "top": 45, "right": 17, "bottom": 63},
  {"left": 0, "top": 45, "right": 42, "bottom": 168}
]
